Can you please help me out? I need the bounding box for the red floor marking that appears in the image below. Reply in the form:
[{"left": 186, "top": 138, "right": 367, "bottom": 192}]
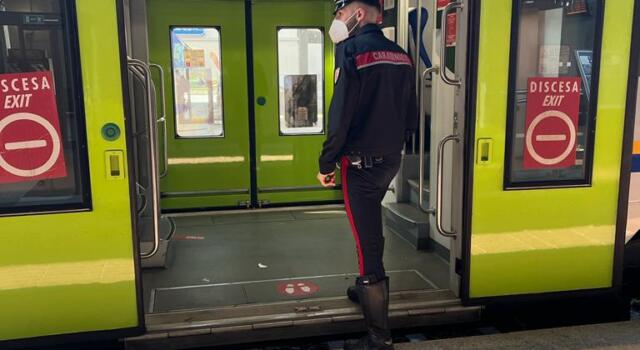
[{"left": 276, "top": 280, "right": 320, "bottom": 297}]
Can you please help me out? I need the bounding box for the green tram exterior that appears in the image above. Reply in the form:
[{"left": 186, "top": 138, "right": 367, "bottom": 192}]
[{"left": 0, "top": 0, "right": 639, "bottom": 348}]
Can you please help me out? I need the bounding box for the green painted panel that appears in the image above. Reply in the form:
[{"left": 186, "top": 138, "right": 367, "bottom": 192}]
[
  {"left": 469, "top": 0, "right": 636, "bottom": 298},
  {"left": 147, "top": 0, "right": 252, "bottom": 210},
  {"left": 252, "top": 0, "right": 343, "bottom": 204},
  {"left": 1, "top": 283, "right": 138, "bottom": 339},
  {"left": 0, "top": 0, "right": 139, "bottom": 341}
]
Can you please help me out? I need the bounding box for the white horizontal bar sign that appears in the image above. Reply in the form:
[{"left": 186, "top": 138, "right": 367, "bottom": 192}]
[
  {"left": 5, "top": 140, "right": 47, "bottom": 150},
  {"left": 168, "top": 156, "right": 245, "bottom": 165},
  {"left": 536, "top": 134, "right": 566, "bottom": 142},
  {"left": 261, "top": 155, "right": 294, "bottom": 162}
]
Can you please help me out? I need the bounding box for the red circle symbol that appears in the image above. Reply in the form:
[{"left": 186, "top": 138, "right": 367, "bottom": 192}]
[
  {"left": 276, "top": 281, "right": 319, "bottom": 297},
  {"left": 0, "top": 112, "right": 62, "bottom": 178},
  {"left": 524, "top": 110, "right": 577, "bottom": 169}
]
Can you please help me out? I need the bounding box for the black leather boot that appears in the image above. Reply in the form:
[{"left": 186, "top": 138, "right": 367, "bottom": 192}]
[
  {"left": 347, "top": 278, "right": 389, "bottom": 304},
  {"left": 344, "top": 276, "right": 393, "bottom": 350},
  {"left": 347, "top": 285, "right": 359, "bottom": 303}
]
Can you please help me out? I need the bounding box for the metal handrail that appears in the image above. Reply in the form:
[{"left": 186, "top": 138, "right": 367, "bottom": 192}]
[
  {"left": 431, "top": 134, "right": 460, "bottom": 238},
  {"left": 414, "top": 0, "right": 422, "bottom": 98},
  {"left": 411, "top": 0, "right": 423, "bottom": 155},
  {"left": 136, "top": 182, "right": 148, "bottom": 216},
  {"left": 440, "top": 1, "right": 463, "bottom": 86},
  {"left": 128, "top": 67, "right": 149, "bottom": 217},
  {"left": 418, "top": 66, "right": 439, "bottom": 214},
  {"left": 127, "top": 57, "right": 161, "bottom": 259},
  {"left": 149, "top": 63, "right": 168, "bottom": 178}
]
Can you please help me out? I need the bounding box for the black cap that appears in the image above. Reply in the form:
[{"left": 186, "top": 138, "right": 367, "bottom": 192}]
[{"left": 334, "top": 0, "right": 381, "bottom": 14}]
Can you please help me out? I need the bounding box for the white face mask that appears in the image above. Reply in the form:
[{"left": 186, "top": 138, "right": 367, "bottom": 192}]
[{"left": 329, "top": 11, "right": 359, "bottom": 43}]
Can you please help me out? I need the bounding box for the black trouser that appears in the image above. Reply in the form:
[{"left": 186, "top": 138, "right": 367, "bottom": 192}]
[{"left": 341, "top": 154, "right": 402, "bottom": 281}]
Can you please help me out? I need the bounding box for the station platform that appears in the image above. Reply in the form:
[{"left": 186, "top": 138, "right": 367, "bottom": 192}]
[{"left": 396, "top": 320, "right": 640, "bottom": 350}]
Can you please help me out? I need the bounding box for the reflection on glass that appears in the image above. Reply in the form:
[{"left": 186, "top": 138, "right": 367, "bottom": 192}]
[
  {"left": 507, "top": 0, "right": 600, "bottom": 186},
  {"left": 0, "top": 0, "right": 91, "bottom": 215},
  {"left": 171, "top": 27, "right": 223, "bottom": 138},
  {"left": 284, "top": 74, "right": 318, "bottom": 128},
  {"left": 575, "top": 50, "right": 593, "bottom": 98},
  {"left": 278, "top": 28, "right": 324, "bottom": 135}
]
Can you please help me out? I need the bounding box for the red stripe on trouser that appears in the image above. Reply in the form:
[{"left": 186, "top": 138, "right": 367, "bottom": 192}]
[{"left": 341, "top": 156, "right": 365, "bottom": 276}]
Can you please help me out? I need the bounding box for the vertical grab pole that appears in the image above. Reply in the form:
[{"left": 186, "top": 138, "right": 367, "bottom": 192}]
[
  {"left": 431, "top": 134, "right": 459, "bottom": 238},
  {"left": 149, "top": 63, "right": 169, "bottom": 178},
  {"left": 128, "top": 58, "right": 161, "bottom": 259},
  {"left": 419, "top": 66, "right": 439, "bottom": 213},
  {"left": 413, "top": 0, "right": 423, "bottom": 154}
]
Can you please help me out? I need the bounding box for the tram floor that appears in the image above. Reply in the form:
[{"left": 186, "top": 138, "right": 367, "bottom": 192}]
[{"left": 141, "top": 207, "right": 450, "bottom": 314}]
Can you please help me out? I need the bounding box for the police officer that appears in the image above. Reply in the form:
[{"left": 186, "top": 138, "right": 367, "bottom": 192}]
[{"left": 316, "top": 0, "right": 417, "bottom": 348}]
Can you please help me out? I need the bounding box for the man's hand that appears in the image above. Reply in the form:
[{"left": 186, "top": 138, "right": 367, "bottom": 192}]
[{"left": 317, "top": 171, "right": 336, "bottom": 187}]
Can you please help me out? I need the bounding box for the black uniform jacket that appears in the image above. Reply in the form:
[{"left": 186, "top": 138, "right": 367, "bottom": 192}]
[{"left": 318, "top": 24, "right": 418, "bottom": 174}]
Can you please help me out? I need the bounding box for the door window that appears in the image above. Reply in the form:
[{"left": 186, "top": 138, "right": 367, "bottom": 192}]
[
  {"left": 170, "top": 27, "right": 224, "bottom": 138},
  {"left": 0, "top": 0, "right": 91, "bottom": 215},
  {"left": 505, "top": 0, "right": 602, "bottom": 188},
  {"left": 277, "top": 28, "right": 324, "bottom": 135}
]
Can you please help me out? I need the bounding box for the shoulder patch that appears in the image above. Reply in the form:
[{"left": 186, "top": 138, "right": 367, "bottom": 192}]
[{"left": 355, "top": 51, "right": 413, "bottom": 70}]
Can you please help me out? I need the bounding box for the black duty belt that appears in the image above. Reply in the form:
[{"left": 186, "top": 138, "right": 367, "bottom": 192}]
[{"left": 345, "top": 154, "right": 385, "bottom": 169}]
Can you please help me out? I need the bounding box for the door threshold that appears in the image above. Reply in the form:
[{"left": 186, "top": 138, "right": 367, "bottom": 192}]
[
  {"left": 164, "top": 203, "right": 346, "bottom": 218},
  {"left": 125, "top": 289, "right": 481, "bottom": 349}
]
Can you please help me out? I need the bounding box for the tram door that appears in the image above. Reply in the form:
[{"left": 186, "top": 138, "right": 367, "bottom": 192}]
[
  {"left": 147, "top": 0, "right": 251, "bottom": 210},
  {"left": 455, "top": 0, "right": 637, "bottom": 301},
  {"left": 147, "top": 0, "right": 340, "bottom": 211},
  {"left": 0, "top": 0, "right": 143, "bottom": 345},
  {"left": 252, "top": 0, "right": 337, "bottom": 206}
]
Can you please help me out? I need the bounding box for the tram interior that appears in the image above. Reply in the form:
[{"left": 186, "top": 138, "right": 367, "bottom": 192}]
[
  {"left": 123, "top": 0, "right": 459, "bottom": 317},
  {"left": 142, "top": 208, "right": 450, "bottom": 313}
]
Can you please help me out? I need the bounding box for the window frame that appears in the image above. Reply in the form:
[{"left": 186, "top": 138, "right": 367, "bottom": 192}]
[
  {"left": 275, "top": 26, "right": 326, "bottom": 137},
  {"left": 503, "top": 0, "right": 605, "bottom": 190},
  {"left": 168, "top": 25, "right": 226, "bottom": 139},
  {"left": 0, "top": 0, "right": 92, "bottom": 217}
]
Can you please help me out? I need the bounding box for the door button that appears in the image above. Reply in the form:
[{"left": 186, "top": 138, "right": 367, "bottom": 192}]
[
  {"left": 477, "top": 139, "right": 493, "bottom": 165},
  {"left": 257, "top": 96, "right": 266, "bottom": 106},
  {"left": 105, "top": 150, "right": 125, "bottom": 180},
  {"left": 101, "top": 123, "right": 121, "bottom": 141}
]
